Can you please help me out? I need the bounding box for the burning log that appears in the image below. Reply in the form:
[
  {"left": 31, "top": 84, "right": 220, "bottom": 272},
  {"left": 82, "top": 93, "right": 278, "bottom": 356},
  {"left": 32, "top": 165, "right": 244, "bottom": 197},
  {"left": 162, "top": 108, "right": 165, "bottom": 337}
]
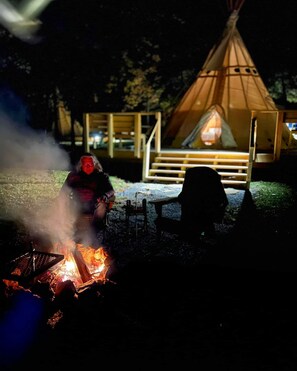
[
  {"left": 72, "top": 247, "right": 92, "bottom": 283},
  {"left": 76, "top": 244, "right": 109, "bottom": 277}
]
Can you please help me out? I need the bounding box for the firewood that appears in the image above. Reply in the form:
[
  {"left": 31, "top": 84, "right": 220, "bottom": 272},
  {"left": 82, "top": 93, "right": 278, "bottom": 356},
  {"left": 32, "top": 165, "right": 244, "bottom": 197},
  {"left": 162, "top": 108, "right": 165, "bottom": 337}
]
[{"left": 72, "top": 247, "right": 92, "bottom": 283}]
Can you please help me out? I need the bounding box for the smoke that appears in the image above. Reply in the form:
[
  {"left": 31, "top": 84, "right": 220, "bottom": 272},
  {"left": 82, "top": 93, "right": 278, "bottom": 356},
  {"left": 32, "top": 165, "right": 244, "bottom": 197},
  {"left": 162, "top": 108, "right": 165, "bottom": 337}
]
[
  {"left": 21, "top": 190, "right": 99, "bottom": 252},
  {"left": 0, "top": 87, "right": 80, "bottom": 251},
  {"left": 0, "top": 86, "right": 70, "bottom": 171},
  {"left": 0, "top": 115, "right": 70, "bottom": 170},
  {"left": 23, "top": 189, "right": 79, "bottom": 251}
]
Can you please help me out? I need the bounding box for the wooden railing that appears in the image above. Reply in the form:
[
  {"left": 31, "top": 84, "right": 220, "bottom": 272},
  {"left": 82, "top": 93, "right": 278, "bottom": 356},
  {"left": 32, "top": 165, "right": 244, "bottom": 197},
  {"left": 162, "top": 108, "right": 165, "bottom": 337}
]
[
  {"left": 83, "top": 112, "right": 161, "bottom": 158},
  {"left": 142, "top": 112, "right": 162, "bottom": 180}
]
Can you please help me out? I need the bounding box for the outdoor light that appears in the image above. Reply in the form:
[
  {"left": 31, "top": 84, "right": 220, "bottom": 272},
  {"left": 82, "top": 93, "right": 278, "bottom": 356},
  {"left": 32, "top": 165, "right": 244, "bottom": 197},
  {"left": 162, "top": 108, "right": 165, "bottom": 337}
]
[
  {"left": 91, "top": 131, "right": 104, "bottom": 149},
  {"left": 286, "top": 123, "right": 297, "bottom": 140}
]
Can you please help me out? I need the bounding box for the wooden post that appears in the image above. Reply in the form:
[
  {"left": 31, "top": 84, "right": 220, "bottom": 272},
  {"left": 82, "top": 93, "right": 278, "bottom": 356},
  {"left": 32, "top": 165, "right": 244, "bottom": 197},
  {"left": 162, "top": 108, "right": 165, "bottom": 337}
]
[
  {"left": 274, "top": 111, "right": 283, "bottom": 161},
  {"left": 135, "top": 113, "right": 141, "bottom": 158},
  {"left": 83, "top": 113, "right": 90, "bottom": 152},
  {"left": 142, "top": 140, "right": 151, "bottom": 181},
  {"left": 155, "top": 112, "right": 161, "bottom": 153},
  {"left": 107, "top": 113, "right": 114, "bottom": 158}
]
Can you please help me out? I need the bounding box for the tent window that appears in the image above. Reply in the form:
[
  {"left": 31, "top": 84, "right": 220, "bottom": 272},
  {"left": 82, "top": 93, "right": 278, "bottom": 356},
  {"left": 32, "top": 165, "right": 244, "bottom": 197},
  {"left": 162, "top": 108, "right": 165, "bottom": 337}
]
[{"left": 234, "top": 67, "right": 240, "bottom": 73}]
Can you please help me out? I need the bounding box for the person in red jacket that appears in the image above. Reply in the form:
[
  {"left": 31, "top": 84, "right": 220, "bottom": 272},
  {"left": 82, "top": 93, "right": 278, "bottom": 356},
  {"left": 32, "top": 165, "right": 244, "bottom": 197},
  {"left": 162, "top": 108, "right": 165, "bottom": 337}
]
[{"left": 60, "top": 152, "right": 115, "bottom": 245}]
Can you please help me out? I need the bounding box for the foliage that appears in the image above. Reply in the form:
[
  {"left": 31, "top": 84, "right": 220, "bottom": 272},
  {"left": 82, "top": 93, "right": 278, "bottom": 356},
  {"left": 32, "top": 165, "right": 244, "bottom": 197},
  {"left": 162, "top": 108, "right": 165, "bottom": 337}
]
[
  {"left": 106, "top": 39, "right": 165, "bottom": 112},
  {"left": 104, "top": 36, "right": 197, "bottom": 121},
  {"left": 267, "top": 72, "right": 297, "bottom": 103}
]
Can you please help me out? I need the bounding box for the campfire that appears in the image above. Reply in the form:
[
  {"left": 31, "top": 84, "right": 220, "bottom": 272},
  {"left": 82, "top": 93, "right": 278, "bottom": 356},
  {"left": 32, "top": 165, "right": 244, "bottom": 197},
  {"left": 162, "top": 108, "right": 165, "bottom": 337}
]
[
  {"left": 1, "top": 241, "right": 113, "bottom": 332},
  {"left": 2, "top": 240, "right": 111, "bottom": 293}
]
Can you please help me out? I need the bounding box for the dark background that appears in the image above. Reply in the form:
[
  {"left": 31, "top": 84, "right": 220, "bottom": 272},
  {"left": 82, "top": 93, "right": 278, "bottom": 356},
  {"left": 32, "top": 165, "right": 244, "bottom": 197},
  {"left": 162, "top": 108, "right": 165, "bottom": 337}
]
[{"left": 1, "top": 0, "right": 297, "bottom": 133}]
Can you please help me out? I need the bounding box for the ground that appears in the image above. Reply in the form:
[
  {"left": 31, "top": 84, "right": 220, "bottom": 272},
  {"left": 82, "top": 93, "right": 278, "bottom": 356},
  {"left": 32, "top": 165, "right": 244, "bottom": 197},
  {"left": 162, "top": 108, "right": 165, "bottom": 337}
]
[{"left": 1, "top": 167, "right": 297, "bottom": 370}]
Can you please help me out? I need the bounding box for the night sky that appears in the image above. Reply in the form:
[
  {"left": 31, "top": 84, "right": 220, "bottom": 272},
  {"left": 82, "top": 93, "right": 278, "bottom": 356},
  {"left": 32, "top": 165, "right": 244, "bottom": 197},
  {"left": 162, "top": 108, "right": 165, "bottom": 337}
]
[{"left": 36, "top": 0, "right": 297, "bottom": 77}]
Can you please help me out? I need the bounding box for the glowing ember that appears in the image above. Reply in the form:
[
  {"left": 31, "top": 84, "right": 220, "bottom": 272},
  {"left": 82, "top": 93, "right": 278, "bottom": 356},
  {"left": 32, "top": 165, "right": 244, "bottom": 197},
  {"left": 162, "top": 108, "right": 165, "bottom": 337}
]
[{"left": 50, "top": 251, "right": 83, "bottom": 288}]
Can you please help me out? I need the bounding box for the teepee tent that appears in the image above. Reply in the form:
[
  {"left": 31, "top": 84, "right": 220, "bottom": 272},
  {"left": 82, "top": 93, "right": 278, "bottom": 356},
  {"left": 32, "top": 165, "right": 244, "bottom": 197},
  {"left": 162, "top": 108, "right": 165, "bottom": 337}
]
[{"left": 163, "top": 0, "right": 293, "bottom": 153}]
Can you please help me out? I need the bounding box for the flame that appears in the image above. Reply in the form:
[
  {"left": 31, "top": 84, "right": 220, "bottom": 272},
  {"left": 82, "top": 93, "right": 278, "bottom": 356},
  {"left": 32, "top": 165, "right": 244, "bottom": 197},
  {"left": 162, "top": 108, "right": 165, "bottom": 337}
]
[
  {"left": 76, "top": 244, "right": 109, "bottom": 279},
  {"left": 50, "top": 249, "right": 83, "bottom": 288},
  {"left": 50, "top": 241, "right": 109, "bottom": 289}
]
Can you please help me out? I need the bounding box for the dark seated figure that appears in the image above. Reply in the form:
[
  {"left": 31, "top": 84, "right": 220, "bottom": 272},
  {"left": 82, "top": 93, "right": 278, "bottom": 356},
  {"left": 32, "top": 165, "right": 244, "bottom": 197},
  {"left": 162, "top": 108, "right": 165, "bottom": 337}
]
[
  {"left": 150, "top": 167, "right": 228, "bottom": 243},
  {"left": 59, "top": 152, "right": 115, "bottom": 246}
]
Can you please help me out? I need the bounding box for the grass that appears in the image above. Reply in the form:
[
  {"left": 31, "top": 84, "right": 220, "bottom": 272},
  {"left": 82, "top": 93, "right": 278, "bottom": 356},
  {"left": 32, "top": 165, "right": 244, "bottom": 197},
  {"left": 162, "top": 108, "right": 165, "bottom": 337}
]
[
  {"left": 250, "top": 181, "right": 297, "bottom": 218},
  {"left": 0, "top": 169, "right": 130, "bottom": 218},
  {"left": 0, "top": 169, "right": 296, "bottom": 223}
]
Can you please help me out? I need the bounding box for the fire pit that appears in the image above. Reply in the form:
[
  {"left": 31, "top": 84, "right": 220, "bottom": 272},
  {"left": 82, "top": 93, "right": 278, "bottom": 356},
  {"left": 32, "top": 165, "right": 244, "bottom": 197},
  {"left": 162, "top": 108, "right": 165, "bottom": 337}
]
[
  {"left": 2, "top": 242, "right": 111, "bottom": 292},
  {"left": 2, "top": 248, "right": 64, "bottom": 285},
  {"left": 1, "top": 236, "right": 113, "bottom": 333}
]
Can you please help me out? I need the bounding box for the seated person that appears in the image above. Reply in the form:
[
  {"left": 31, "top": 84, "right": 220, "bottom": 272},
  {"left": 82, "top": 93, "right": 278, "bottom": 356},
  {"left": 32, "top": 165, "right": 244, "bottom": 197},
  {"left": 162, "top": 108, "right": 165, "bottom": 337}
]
[{"left": 60, "top": 152, "right": 115, "bottom": 243}]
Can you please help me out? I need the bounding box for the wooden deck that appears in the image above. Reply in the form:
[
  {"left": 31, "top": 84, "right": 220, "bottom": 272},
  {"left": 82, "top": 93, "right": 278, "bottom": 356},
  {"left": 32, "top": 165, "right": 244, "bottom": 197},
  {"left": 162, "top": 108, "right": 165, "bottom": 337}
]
[{"left": 58, "top": 110, "right": 297, "bottom": 190}]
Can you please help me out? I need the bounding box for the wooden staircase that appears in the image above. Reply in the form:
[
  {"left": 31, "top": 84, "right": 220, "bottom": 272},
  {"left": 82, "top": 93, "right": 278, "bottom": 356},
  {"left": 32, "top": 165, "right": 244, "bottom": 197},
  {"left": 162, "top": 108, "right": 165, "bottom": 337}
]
[{"left": 143, "top": 150, "right": 251, "bottom": 189}]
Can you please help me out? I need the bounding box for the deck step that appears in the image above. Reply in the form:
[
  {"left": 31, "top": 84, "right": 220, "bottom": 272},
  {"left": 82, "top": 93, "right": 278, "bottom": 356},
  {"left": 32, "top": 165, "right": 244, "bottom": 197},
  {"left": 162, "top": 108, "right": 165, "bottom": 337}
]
[
  {"left": 149, "top": 169, "right": 247, "bottom": 178},
  {"left": 151, "top": 163, "right": 248, "bottom": 170},
  {"left": 144, "top": 149, "right": 251, "bottom": 189},
  {"left": 154, "top": 156, "right": 249, "bottom": 163},
  {"left": 145, "top": 175, "right": 247, "bottom": 185}
]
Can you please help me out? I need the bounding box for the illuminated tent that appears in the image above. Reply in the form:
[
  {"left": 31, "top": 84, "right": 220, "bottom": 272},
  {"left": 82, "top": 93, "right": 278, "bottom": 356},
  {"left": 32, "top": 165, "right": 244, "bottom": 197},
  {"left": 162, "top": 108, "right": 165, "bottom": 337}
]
[{"left": 163, "top": 1, "right": 294, "bottom": 152}]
